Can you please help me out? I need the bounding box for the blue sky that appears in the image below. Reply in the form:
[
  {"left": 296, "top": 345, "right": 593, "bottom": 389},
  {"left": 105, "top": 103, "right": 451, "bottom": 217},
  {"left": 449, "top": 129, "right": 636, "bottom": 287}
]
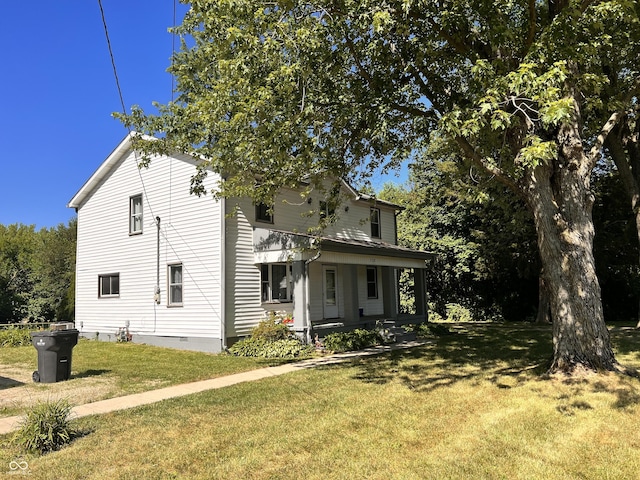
[{"left": 0, "top": 1, "right": 407, "bottom": 230}]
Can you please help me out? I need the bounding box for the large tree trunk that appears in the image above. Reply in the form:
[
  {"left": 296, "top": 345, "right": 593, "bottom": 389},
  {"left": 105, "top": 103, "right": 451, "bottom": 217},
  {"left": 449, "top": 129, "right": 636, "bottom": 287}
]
[
  {"left": 536, "top": 270, "right": 552, "bottom": 324},
  {"left": 525, "top": 123, "right": 617, "bottom": 373}
]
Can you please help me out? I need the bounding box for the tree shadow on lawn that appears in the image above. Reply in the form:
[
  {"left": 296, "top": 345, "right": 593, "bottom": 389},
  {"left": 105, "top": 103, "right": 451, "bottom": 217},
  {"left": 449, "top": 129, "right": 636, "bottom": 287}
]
[
  {"left": 348, "top": 323, "right": 553, "bottom": 392},
  {"left": 72, "top": 369, "right": 111, "bottom": 379},
  {"left": 339, "top": 323, "right": 640, "bottom": 409}
]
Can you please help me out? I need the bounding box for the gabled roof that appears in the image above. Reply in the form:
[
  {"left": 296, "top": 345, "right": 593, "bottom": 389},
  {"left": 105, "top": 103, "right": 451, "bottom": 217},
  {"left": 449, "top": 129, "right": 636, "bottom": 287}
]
[
  {"left": 67, "top": 132, "right": 155, "bottom": 210},
  {"left": 340, "top": 179, "right": 404, "bottom": 211},
  {"left": 68, "top": 133, "right": 405, "bottom": 212}
]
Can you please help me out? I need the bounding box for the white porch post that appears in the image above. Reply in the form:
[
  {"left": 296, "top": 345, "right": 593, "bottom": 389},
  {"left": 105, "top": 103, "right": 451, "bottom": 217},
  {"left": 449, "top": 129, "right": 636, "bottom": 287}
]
[{"left": 291, "top": 260, "right": 308, "bottom": 341}]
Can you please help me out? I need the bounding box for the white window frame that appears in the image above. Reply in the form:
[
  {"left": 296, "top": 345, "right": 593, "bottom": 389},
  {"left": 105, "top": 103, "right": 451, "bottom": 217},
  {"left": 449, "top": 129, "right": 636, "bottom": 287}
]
[
  {"left": 366, "top": 266, "right": 378, "bottom": 299},
  {"left": 168, "top": 263, "right": 183, "bottom": 306},
  {"left": 260, "top": 263, "right": 292, "bottom": 303},
  {"left": 370, "top": 208, "right": 381, "bottom": 238},
  {"left": 98, "top": 273, "right": 120, "bottom": 298},
  {"left": 130, "top": 194, "right": 143, "bottom": 235}
]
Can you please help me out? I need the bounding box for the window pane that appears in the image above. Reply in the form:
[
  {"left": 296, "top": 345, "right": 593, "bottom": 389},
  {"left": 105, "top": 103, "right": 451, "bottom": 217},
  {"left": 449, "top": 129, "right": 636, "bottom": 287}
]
[
  {"left": 171, "top": 285, "right": 182, "bottom": 304},
  {"left": 111, "top": 275, "right": 120, "bottom": 295},
  {"left": 325, "top": 270, "right": 336, "bottom": 305},
  {"left": 272, "top": 264, "right": 287, "bottom": 300},
  {"left": 171, "top": 266, "right": 182, "bottom": 284},
  {"left": 101, "top": 276, "right": 110, "bottom": 296},
  {"left": 256, "top": 203, "right": 272, "bottom": 222},
  {"left": 371, "top": 208, "right": 380, "bottom": 238},
  {"left": 367, "top": 267, "right": 377, "bottom": 298}
]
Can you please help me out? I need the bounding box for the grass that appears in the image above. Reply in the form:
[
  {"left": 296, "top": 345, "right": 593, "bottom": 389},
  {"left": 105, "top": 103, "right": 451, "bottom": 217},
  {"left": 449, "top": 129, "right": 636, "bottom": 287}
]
[
  {"left": 0, "top": 339, "right": 291, "bottom": 417},
  {"left": 1, "top": 322, "right": 640, "bottom": 479}
]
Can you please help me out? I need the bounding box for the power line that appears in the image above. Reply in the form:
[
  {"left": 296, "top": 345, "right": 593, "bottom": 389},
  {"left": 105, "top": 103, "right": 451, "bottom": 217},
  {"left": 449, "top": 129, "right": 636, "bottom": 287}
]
[
  {"left": 97, "top": 0, "right": 156, "bottom": 223},
  {"left": 97, "top": 0, "right": 127, "bottom": 116}
]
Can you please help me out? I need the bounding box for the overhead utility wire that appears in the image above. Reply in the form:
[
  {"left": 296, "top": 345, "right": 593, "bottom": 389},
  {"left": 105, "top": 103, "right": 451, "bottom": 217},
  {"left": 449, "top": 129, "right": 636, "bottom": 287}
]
[{"left": 97, "top": 0, "right": 156, "bottom": 222}]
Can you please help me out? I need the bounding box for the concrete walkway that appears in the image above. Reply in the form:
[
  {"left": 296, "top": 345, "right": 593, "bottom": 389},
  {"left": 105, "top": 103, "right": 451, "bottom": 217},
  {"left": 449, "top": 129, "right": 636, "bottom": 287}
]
[{"left": 0, "top": 340, "right": 425, "bottom": 436}]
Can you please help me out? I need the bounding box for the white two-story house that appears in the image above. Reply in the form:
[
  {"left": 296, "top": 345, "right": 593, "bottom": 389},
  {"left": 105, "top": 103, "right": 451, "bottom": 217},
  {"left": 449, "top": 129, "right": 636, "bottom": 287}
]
[{"left": 68, "top": 133, "right": 433, "bottom": 352}]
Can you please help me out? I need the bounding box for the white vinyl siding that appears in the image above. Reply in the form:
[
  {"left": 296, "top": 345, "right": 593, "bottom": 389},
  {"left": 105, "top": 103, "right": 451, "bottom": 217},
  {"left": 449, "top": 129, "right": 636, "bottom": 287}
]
[{"left": 74, "top": 149, "right": 223, "bottom": 340}]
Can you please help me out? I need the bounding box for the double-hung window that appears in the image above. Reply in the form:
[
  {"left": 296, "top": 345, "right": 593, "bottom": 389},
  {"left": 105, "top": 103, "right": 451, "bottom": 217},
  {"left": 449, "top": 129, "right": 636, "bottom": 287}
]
[
  {"left": 370, "top": 208, "right": 381, "bottom": 238},
  {"left": 261, "top": 264, "right": 291, "bottom": 302},
  {"left": 320, "top": 200, "right": 336, "bottom": 220},
  {"left": 99, "top": 273, "right": 120, "bottom": 298},
  {"left": 366, "top": 267, "right": 378, "bottom": 299},
  {"left": 130, "top": 194, "right": 143, "bottom": 234},
  {"left": 168, "top": 264, "right": 183, "bottom": 306}
]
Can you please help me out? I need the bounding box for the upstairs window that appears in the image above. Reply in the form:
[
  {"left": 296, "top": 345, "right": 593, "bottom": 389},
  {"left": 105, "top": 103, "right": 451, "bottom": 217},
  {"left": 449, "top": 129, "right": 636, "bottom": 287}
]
[
  {"left": 168, "top": 264, "right": 183, "bottom": 306},
  {"left": 367, "top": 267, "right": 378, "bottom": 299},
  {"left": 320, "top": 200, "right": 336, "bottom": 220},
  {"left": 370, "top": 208, "right": 381, "bottom": 238},
  {"left": 130, "top": 194, "right": 143, "bottom": 234},
  {"left": 256, "top": 202, "right": 273, "bottom": 223},
  {"left": 99, "top": 273, "right": 120, "bottom": 298},
  {"left": 261, "top": 264, "right": 292, "bottom": 302}
]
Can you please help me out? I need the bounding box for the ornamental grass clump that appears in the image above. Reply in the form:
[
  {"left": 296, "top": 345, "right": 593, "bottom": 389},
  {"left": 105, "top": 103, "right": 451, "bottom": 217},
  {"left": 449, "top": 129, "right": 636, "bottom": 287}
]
[
  {"left": 15, "top": 399, "right": 77, "bottom": 454},
  {"left": 0, "top": 327, "right": 34, "bottom": 347}
]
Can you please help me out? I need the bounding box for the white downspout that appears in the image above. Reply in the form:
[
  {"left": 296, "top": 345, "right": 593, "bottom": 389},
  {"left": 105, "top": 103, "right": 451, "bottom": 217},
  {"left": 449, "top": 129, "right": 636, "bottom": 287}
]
[{"left": 220, "top": 196, "right": 227, "bottom": 351}]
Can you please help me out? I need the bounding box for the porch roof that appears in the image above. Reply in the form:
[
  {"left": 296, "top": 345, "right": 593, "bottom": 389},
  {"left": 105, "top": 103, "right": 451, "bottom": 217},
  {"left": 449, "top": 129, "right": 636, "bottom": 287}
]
[{"left": 253, "top": 228, "right": 434, "bottom": 267}]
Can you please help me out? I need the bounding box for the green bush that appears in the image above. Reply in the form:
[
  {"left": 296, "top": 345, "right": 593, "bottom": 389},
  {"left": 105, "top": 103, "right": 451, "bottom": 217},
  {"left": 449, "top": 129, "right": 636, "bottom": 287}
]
[
  {"left": 14, "top": 399, "right": 77, "bottom": 454},
  {"left": 229, "top": 337, "right": 313, "bottom": 358},
  {"left": 228, "top": 317, "right": 312, "bottom": 358},
  {"left": 251, "top": 317, "right": 294, "bottom": 342},
  {"left": 445, "top": 303, "right": 474, "bottom": 322},
  {"left": 0, "top": 327, "right": 34, "bottom": 347},
  {"left": 323, "top": 329, "right": 383, "bottom": 353}
]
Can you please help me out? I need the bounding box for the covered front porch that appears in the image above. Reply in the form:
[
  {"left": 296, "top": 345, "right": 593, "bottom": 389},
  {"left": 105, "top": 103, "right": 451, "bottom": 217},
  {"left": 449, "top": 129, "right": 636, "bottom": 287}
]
[{"left": 254, "top": 228, "right": 434, "bottom": 343}]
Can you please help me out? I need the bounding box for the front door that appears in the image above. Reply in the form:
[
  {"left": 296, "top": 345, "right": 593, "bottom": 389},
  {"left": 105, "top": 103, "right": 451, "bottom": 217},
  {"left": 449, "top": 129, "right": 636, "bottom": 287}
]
[{"left": 323, "top": 265, "right": 339, "bottom": 319}]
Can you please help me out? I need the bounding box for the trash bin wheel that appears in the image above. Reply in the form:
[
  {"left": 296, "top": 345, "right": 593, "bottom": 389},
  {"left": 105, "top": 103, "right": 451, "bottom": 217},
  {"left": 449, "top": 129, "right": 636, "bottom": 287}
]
[{"left": 32, "top": 371, "right": 40, "bottom": 383}]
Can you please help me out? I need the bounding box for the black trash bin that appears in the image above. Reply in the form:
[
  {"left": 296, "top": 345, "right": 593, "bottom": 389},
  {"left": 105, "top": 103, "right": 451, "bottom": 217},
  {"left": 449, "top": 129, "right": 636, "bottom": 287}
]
[{"left": 31, "top": 329, "right": 79, "bottom": 383}]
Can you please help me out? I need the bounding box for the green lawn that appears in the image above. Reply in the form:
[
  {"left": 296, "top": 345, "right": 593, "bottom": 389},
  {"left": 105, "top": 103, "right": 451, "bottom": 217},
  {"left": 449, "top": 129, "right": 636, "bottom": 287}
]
[
  {"left": 0, "top": 339, "right": 289, "bottom": 417},
  {"left": 2, "top": 323, "right": 640, "bottom": 479}
]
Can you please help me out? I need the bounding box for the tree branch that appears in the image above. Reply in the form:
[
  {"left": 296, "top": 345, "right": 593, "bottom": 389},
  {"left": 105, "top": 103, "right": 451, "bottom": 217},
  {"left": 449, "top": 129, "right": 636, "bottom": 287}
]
[
  {"left": 588, "top": 110, "right": 624, "bottom": 170},
  {"left": 454, "top": 136, "right": 523, "bottom": 197}
]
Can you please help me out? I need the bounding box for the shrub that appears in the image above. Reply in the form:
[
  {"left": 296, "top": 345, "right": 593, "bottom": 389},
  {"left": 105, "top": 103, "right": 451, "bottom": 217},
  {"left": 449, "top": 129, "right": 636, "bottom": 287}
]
[
  {"left": 0, "top": 327, "right": 34, "bottom": 347},
  {"left": 229, "top": 337, "right": 313, "bottom": 358},
  {"left": 444, "top": 303, "right": 474, "bottom": 322},
  {"left": 251, "top": 317, "right": 294, "bottom": 342},
  {"left": 228, "top": 317, "right": 312, "bottom": 358},
  {"left": 323, "top": 329, "right": 383, "bottom": 353},
  {"left": 14, "top": 399, "right": 77, "bottom": 454}
]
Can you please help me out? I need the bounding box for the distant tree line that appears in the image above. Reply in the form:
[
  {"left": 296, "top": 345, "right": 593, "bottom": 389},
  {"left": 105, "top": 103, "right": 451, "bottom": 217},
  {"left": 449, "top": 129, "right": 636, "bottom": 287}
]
[{"left": 0, "top": 219, "right": 76, "bottom": 324}]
